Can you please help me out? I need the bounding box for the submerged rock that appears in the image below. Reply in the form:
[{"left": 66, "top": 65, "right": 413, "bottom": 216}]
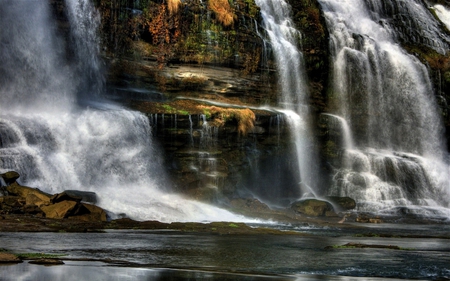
[
  {"left": 356, "top": 215, "right": 383, "bottom": 224},
  {"left": 291, "top": 199, "right": 336, "bottom": 217},
  {"left": 29, "top": 259, "right": 64, "bottom": 265}
]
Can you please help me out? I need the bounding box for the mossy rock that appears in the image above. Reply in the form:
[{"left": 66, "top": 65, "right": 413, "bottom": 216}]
[
  {"left": 325, "top": 196, "right": 356, "bottom": 210},
  {"left": 291, "top": 199, "right": 336, "bottom": 217}
]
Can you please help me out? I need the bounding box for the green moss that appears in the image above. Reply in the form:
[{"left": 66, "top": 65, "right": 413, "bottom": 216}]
[
  {"left": 17, "top": 253, "right": 66, "bottom": 259},
  {"left": 202, "top": 108, "right": 212, "bottom": 119},
  {"left": 228, "top": 223, "right": 239, "bottom": 228},
  {"left": 331, "top": 245, "right": 357, "bottom": 249},
  {"left": 178, "top": 110, "right": 190, "bottom": 115},
  {"left": 243, "top": 0, "right": 259, "bottom": 18},
  {"left": 162, "top": 104, "right": 175, "bottom": 113}
]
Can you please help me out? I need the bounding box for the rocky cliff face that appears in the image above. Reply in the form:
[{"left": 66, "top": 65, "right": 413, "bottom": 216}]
[
  {"left": 50, "top": 0, "right": 450, "bottom": 205},
  {"left": 87, "top": 0, "right": 331, "bottom": 204}
]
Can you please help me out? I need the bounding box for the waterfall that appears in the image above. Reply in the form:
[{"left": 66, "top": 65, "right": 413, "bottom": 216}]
[
  {"left": 319, "top": 0, "right": 450, "bottom": 218},
  {"left": 433, "top": 4, "right": 450, "bottom": 31},
  {"left": 0, "top": 0, "right": 254, "bottom": 223},
  {"left": 322, "top": 113, "right": 355, "bottom": 151},
  {"left": 255, "top": 0, "right": 318, "bottom": 196}
]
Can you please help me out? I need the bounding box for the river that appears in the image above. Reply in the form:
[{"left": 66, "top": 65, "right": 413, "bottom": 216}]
[{"left": 1, "top": 223, "right": 449, "bottom": 280}]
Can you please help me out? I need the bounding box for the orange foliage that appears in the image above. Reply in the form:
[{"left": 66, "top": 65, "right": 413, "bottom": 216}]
[
  {"left": 145, "top": 3, "right": 182, "bottom": 68},
  {"left": 167, "top": 0, "right": 181, "bottom": 15},
  {"left": 208, "top": 0, "right": 235, "bottom": 27},
  {"left": 201, "top": 106, "right": 256, "bottom": 136}
]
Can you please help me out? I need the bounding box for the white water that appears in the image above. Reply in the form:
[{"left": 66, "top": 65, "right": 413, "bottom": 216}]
[
  {"left": 255, "top": 0, "right": 317, "bottom": 195},
  {"left": 318, "top": 0, "right": 450, "bottom": 217},
  {"left": 322, "top": 113, "right": 355, "bottom": 150},
  {"left": 0, "top": 0, "right": 256, "bottom": 223},
  {"left": 433, "top": 4, "right": 450, "bottom": 31}
]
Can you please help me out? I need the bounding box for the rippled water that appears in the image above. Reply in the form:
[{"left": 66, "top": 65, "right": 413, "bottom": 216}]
[{"left": 1, "top": 223, "right": 449, "bottom": 280}]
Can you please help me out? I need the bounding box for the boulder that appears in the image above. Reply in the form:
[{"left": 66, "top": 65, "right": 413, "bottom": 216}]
[
  {"left": 291, "top": 199, "right": 336, "bottom": 217},
  {"left": 0, "top": 171, "right": 20, "bottom": 185},
  {"left": 22, "top": 204, "right": 45, "bottom": 216},
  {"left": 25, "top": 194, "right": 49, "bottom": 207},
  {"left": 5, "top": 182, "right": 51, "bottom": 203},
  {"left": 325, "top": 196, "right": 356, "bottom": 210},
  {"left": 63, "top": 190, "right": 97, "bottom": 204},
  {"left": 40, "top": 201, "right": 78, "bottom": 219},
  {"left": 51, "top": 192, "right": 82, "bottom": 204},
  {"left": 69, "top": 203, "right": 107, "bottom": 222}
]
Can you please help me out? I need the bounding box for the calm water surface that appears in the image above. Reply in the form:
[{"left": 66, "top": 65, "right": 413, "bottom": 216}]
[{"left": 0, "top": 223, "right": 449, "bottom": 280}]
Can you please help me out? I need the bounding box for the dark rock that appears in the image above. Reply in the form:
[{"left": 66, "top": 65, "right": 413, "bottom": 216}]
[
  {"left": 0, "top": 196, "right": 21, "bottom": 207},
  {"left": 69, "top": 203, "right": 107, "bottom": 222},
  {"left": 51, "top": 192, "right": 82, "bottom": 204},
  {"left": 64, "top": 190, "right": 97, "bottom": 204},
  {"left": 0, "top": 171, "right": 20, "bottom": 185},
  {"left": 23, "top": 204, "right": 45, "bottom": 216},
  {"left": 291, "top": 199, "right": 336, "bottom": 217}
]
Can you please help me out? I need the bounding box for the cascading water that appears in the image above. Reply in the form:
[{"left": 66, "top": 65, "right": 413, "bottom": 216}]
[
  {"left": 255, "top": 0, "right": 318, "bottom": 197},
  {"left": 433, "top": 4, "right": 450, "bottom": 31},
  {"left": 318, "top": 0, "right": 450, "bottom": 218},
  {"left": 0, "top": 0, "right": 254, "bottom": 223}
]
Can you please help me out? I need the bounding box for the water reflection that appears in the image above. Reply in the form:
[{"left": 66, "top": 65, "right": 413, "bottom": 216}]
[
  {"left": 0, "top": 261, "right": 418, "bottom": 281},
  {"left": 0, "top": 226, "right": 449, "bottom": 280}
]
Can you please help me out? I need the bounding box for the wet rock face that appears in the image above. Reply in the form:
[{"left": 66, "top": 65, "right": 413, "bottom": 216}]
[
  {"left": 325, "top": 196, "right": 356, "bottom": 211},
  {"left": 146, "top": 110, "right": 301, "bottom": 203}
]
